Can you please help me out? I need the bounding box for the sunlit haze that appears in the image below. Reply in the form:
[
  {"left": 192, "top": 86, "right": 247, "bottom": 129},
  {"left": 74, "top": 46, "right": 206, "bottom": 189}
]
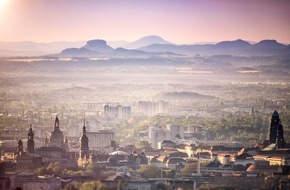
[{"left": 0, "top": 0, "right": 289, "bottom": 43}]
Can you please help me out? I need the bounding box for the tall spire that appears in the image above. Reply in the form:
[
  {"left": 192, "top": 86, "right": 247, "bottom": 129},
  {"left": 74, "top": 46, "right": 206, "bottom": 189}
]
[
  {"left": 83, "top": 114, "right": 86, "bottom": 135},
  {"left": 18, "top": 139, "right": 23, "bottom": 156},
  {"left": 27, "top": 124, "right": 35, "bottom": 153},
  {"left": 80, "top": 114, "right": 89, "bottom": 159},
  {"left": 55, "top": 115, "right": 59, "bottom": 129},
  {"left": 28, "top": 124, "right": 34, "bottom": 140},
  {"left": 45, "top": 135, "right": 49, "bottom": 147}
]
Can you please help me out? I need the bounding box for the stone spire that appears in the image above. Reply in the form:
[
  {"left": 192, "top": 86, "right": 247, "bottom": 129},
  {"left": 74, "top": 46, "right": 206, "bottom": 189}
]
[
  {"left": 18, "top": 139, "right": 23, "bottom": 156},
  {"left": 55, "top": 115, "right": 60, "bottom": 129},
  {"left": 80, "top": 115, "right": 89, "bottom": 159},
  {"left": 27, "top": 124, "right": 35, "bottom": 153}
]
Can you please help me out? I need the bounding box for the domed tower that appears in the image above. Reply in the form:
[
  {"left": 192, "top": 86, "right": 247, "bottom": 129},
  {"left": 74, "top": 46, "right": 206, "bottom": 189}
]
[
  {"left": 17, "top": 139, "right": 23, "bottom": 156},
  {"left": 50, "top": 116, "right": 64, "bottom": 147},
  {"left": 80, "top": 118, "right": 89, "bottom": 159},
  {"left": 27, "top": 125, "right": 35, "bottom": 153},
  {"left": 269, "top": 110, "right": 285, "bottom": 148}
]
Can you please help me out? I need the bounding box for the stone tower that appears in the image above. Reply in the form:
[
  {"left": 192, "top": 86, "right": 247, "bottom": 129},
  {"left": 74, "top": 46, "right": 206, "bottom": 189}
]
[
  {"left": 18, "top": 139, "right": 23, "bottom": 156},
  {"left": 27, "top": 125, "right": 35, "bottom": 153},
  {"left": 269, "top": 110, "right": 285, "bottom": 148},
  {"left": 80, "top": 118, "right": 89, "bottom": 159}
]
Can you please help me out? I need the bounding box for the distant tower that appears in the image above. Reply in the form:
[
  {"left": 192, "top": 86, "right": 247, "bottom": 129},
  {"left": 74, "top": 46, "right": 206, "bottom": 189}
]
[
  {"left": 55, "top": 116, "right": 60, "bottom": 129},
  {"left": 64, "top": 137, "right": 69, "bottom": 150},
  {"left": 27, "top": 125, "right": 35, "bottom": 153},
  {"left": 17, "top": 139, "right": 23, "bottom": 156},
  {"left": 45, "top": 135, "right": 49, "bottom": 147},
  {"left": 269, "top": 110, "right": 285, "bottom": 148},
  {"left": 80, "top": 117, "right": 89, "bottom": 159},
  {"left": 276, "top": 122, "right": 285, "bottom": 148}
]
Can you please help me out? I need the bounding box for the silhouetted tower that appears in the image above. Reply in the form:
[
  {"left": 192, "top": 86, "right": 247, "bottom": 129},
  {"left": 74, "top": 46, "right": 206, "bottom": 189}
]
[
  {"left": 55, "top": 116, "right": 60, "bottom": 129},
  {"left": 80, "top": 117, "right": 89, "bottom": 159},
  {"left": 269, "top": 110, "right": 285, "bottom": 148},
  {"left": 17, "top": 139, "right": 23, "bottom": 156},
  {"left": 45, "top": 135, "right": 49, "bottom": 147},
  {"left": 276, "top": 122, "right": 285, "bottom": 148},
  {"left": 27, "top": 125, "right": 35, "bottom": 153}
]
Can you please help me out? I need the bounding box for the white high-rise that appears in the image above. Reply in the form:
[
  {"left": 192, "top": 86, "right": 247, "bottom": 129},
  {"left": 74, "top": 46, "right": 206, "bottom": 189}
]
[
  {"left": 149, "top": 126, "right": 170, "bottom": 149},
  {"left": 167, "top": 124, "right": 184, "bottom": 139}
]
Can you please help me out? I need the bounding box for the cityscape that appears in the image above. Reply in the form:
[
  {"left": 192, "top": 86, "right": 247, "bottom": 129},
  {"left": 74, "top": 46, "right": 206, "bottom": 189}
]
[{"left": 1, "top": 0, "right": 290, "bottom": 190}]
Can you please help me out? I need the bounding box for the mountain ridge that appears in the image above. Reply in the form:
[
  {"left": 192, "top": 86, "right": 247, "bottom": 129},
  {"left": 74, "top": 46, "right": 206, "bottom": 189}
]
[
  {"left": 124, "top": 35, "right": 172, "bottom": 49},
  {"left": 1, "top": 36, "right": 289, "bottom": 57}
]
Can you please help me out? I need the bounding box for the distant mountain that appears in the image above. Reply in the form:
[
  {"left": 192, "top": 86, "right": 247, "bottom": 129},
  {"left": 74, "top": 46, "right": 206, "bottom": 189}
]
[
  {"left": 156, "top": 91, "right": 218, "bottom": 102},
  {"left": 215, "top": 39, "right": 251, "bottom": 49},
  {"left": 82, "top": 39, "right": 114, "bottom": 54},
  {"left": 253, "top": 40, "right": 286, "bottom": 49},
  {"left": 4, "top": 36, "right": 288, "bottom": 58},
  {"left": 111, "top": 48, "right": 151, "bottom": 58},
  {"left": 60, "top": 48, "right": 100, "bottom": 57},
  {"left": 0, "top": 41, "right": 85, "bottom": 56},
  {"left": 124, "top": 35, "right": 172, "bottom": 49},
  {"left": 140, "top": 39, "right": 290, "bottom": 56}
]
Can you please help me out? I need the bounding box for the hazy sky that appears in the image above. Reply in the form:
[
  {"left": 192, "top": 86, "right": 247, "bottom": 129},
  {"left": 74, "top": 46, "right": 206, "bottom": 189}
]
[{"left": 0, "top": 0, "right": 289, "bottom": 44}]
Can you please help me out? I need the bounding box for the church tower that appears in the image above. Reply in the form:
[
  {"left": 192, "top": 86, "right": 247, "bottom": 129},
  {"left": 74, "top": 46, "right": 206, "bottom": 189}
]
[
  {"left": 80, "top": 118, "right": 89, "bottom": 159},
  {"left": 27, "top": 125, "right": 35, "bottom": 153},
  {"left": 269, "top": 110, "right": 285, "bottom": 148},
  {"left": 50, "top": 115, "right": 64, "bottom": 148},
  {"left": 55, "top": 116, "right": 60, "bottom": 129},
  {"left": 17, "top": 139, "right": 23, "bottom": 156}
]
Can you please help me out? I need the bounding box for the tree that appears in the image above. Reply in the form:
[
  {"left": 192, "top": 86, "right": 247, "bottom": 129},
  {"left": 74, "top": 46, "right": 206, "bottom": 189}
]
[
  {"left": 117, "top": 180, "right": 123, "bottom": 190},
  {"left": 180, "top": 163, "right": 198, "bottom": 175},
  {"left": 34, "top": 167, "right": 48, "bottom": 176},
  {"left": 137, "top": 140, "right": 150, "bottom": 148},
  {"left": 80, "top": 181, "right": 107, "bottom": 190},
  {"left": 156, "top": 183, "right": 167, "bottom": 190},
  {"left": 138, "top": 165, "right": 161, "bottom": 178}
]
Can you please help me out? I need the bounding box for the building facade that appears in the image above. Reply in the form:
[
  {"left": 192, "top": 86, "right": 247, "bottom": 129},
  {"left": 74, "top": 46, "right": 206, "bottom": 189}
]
[{"left": 87, "top": 130, "right": 115, "bottom": 152}]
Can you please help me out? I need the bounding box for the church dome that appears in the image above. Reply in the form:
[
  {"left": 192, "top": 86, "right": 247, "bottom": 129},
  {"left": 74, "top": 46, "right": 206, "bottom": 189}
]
[
  {"left": 50, "top": 116, "right": 64, "bottom": 145},
  {"left": 50, "top": 128, "right": 64, "bottom": 143}
]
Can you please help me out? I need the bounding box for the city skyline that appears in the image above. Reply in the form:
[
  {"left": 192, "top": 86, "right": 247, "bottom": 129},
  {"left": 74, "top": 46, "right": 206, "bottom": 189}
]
[{"left": 0, "top": 0, "right": 289, "bottom": 44}]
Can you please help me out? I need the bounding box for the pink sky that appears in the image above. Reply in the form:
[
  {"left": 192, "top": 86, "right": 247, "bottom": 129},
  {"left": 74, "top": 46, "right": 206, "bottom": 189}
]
[{"left": 0, "top": 0, "right": 289, "bottom": 43}]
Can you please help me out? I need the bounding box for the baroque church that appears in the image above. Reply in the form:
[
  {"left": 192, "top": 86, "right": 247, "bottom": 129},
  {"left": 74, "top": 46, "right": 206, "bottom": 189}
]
[
  {"left": 16, "top": 125, "right": 42, "bottom": 168},
  {"left": 78, "top": 118, "right": 90, "bottom": 166},
  {"left": 46, "top": 116, "right": 68, "bottom": 150}
]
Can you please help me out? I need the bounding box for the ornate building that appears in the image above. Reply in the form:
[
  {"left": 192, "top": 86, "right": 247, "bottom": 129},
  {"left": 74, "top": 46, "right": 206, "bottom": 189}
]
[
  {"left": 49, "top": 116, "right": 68, "bottom": 149},
  {"left": 269, "top": 110, "right": 285, "bottom": 148},
  {"left": 27, "top": 125, "right": 35, "bottom": 153},
  {"left": 78, "top": 118, "right": 90, "bottom": 166},
  {"left": 16, "top": 125, "right": 42, "bottom": 169}
]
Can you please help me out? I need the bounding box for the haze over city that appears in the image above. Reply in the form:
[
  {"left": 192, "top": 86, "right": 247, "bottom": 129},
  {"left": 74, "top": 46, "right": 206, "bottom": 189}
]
[{"left": 1, "top": 0, "right": 290, "bottom": 190}]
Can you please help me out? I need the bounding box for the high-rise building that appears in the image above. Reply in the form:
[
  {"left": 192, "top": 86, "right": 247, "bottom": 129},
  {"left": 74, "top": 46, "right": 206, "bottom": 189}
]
[
  {"left": 167, "top": 124, "right": 184, "bottom": 139},
  {"left": 87, "top": 130, "right": 114, "bottom": 152},
  {"left": 149, "top": 126, "right": 170, "bottom": 149},
  {"left": 138, "top": 101, "right": 169, "bottom": 116},
  {"left": 269, "top": 110, "right": 285, "bottom": 148},
  {"left": 104, "top": 104, "right": 131, "bottom": 120}
]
